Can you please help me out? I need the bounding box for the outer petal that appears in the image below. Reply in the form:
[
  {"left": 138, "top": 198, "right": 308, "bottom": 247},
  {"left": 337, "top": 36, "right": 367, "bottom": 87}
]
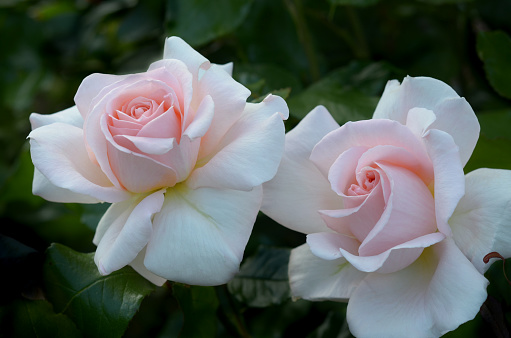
[
  {"left": 30, "top": 106, "right": 83, "bottom": 129},
  {"left": 373, "top": 76, "right": 459, "bottom": 124},
  {"left": 373, "top": 76, "right": 479, "bottom": 166},
  {"left": 144, "top": 184, "right": 262, "bottom": 286},
  {"left": 93, "top": 189, "right": 165, "bottom": 276},
  {"left": 450, "top": 168, "right": 511, "bottom": 273},
  {"left": 215, "top": 62, "right": 233, "bottom": 76},
  {"left": 423, "top": 129, "right": 465, "bottom": 236},
  {"left": 261, "top": 106, "right": 342, "bottom": 234},
  {"left": 309, "top": 232, "right": 445, "bottom": 274},
  {"left": 307, "top": 232, "right": 360, "bottom": 260},
  {"left": 163, "top": 36, "right": 209, "bottom": 79},
  {"left": 195, "top": 64, "right": 251, "bottom": 159},
  {"left": 347, "top": 239, "right": 489, "bottom": 338},
  {"left": 28, "top": 123, "right": 131, "bottom": 203},
  {"left": 183, "top": 95, "right": 214, "bottom": 140},
  {"left": 289, "top": 243, "right": 366, "bottom": 302},
  {"left": 75, "top": 73, "right": 128, "bottom": 119},
  {"left": 129, "top": 248, "right": 167, "bottom": 286},
  {"left": 340, "top": 232, "right": 444, "bottom": 274},
  {"left": 32, "top": 168, "right": 101, "bottom": 203},
  {"left": 188, "top": 95, "right": 288, "bottom": 191},
  {"left": 427, "top": 97, "right": 479, "bottom": 166}
]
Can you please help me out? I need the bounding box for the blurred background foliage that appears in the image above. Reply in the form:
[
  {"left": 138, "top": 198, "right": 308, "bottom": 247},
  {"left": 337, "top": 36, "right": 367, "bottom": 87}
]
[{"left": 0, "top": 0, "right": 510, "bottom": 337}]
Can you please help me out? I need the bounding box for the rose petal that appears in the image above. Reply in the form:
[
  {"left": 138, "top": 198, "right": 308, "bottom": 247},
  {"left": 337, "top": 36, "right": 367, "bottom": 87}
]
[
  {"left": 373, "top": 76, "right": 459, "bottom": 124},
  {"left": 215, "top": 62, "right": 233, "bottom": 76},
  {"left": 155, "top": 135, "right": 201, "bottom": 182},
  {"left": 427, "top": 97, "right": 479, "bottom": 166},
  {"left": 357, "top": 144, "right": 433, "bottom": 185},
  {"left": 261, "top": 106, "right": 342, "bottom": 234},
  {"left": 85, "top": 74, "right": 181, "bottom": 188},
  {"left": 327, "top": 146, "right": 367, "bottom": 196},
  {"left": 114, "top": 135, "right": 176, "bottom": 155},
  {"left": 32, "top": 168, "right": 101, "bottom": 204},
  {"left": 321, "top": 181, "right": 385, "bottom": 242},
  {"left": 129, "top": 247, "right": 167, "bottom": 286},
  {"left": 187, "top": 94, "right": 288, "bottom": 191},
  {"left": 195, "top": 64, "right": 251, "bottom": 159},
  {"left": 28, "top": 122, "right": 131, "bottom": 203},
  {"left": 163, "top": 36, "right": 209, "bottom": 80},
  {"left": 135, "top": 106, "right": 181, "bottom": 140},
  {"left": 340, "top": 232, "right": 445, "bottom": 273},
  {"left": 105, "top": 140, "right": 178, "bottom": 193},
  {"left": 359, "top": 163, "right": 436, "bottom": 256},
  {"left": 183, "top": 95, "right": 214, "bottom": 140},
  {"left": 75, "top": 73, "right": 128, "bottom": 119},
  {"left": 405, "top": 107, "right": 437, "bottom": 139},
  {"left": 347, "top": 239, "right": 488, "bottom": 338},
  {"left": 289, "top": 243, "right": 367, "bottom": 302},
  {"left": 144, "top": 184, "right": 262, "bottom": 286},
  {"left": 311, "top": 119, "right": 429, "bottom": 179},
  {"left": 147, "top": 59, "right": 193, "bottom": 122},
  {"left": 30, "top": 106, "right": 83, "bottom": 129},
  {"left": 373, "top": 76, "right": 479, "bottom": 167},
  {"left": 423, "top": 129, "right": 465, "bottom": 236},
  {"left": 94, "top": 189, "right": 165, "bottom": 275},
  {"left": 450, "top": 168, "right": 511, "bottom": 273},
  {"left": 307, "top": 232, "right": 360, "bottom": 260}
]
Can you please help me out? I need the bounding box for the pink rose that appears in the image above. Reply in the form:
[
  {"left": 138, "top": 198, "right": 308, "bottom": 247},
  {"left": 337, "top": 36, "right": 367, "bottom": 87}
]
[
  {"left": 262, "top": 77, "right": 511, "bottom": 337},
  {"left": 29, "top": 37, "right": 288, "bottom": 286}
]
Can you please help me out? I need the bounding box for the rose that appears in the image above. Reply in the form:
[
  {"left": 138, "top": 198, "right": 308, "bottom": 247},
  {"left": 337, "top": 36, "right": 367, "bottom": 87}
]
[
  {"left": 262, "top": 76, "right": 511, "bottom": 337},
  {"left": 29, "top": 36, "right": 289, "bottom": 286}
]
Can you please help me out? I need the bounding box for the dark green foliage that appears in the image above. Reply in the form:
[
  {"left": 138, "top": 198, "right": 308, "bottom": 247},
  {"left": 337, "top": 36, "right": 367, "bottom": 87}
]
[
  {"left": 43, "top": 244, "right": 156, "bottom": 338},
  {"left": 477, "top": 31, "right": 511, "bottom": 99},
  {"left": 1, "top": 0, "right": 510, "bottom": 337},
  {"left": 228, "top": 246, "right": 291, "bottom": 307}
]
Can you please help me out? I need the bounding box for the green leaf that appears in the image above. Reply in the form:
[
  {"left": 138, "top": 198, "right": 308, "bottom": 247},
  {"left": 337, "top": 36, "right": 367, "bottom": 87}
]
[
  {"left": 166, "top": 0, "right": 253, "bottom": 47},
  {"left": 79, "top": 203, "right": 110, "bottom": 232},
  {"left": 43, "top": 243, "right": 156, "bottom": 338},
  {"left": 251, "top": 88, "right": 292, "bottom": 103},
  {"left": 477, "top": 31, "right": 511, "bottom": 99},
  {"left": 477, "top": 109, "right": 511, "bottom": 140},
  {"left": 465, "top": 109, "right": 511, "bottom": 173},
  {"left": 328, "top": 0, "right": 380, "bottom": 6},
  {"left": 442, "top": 312, "right": 482, "bottom": 338},
  {"left": 416, "top": 0, "right": 473, "bottom": 4},
  {"left": 307, "top": 308, "right": 354, "bottom": 338},
  {"left": 234, "top": 63, "right": 303, "bottom": 100},
  {"left": 0, "top": 145, "right": 42, "bottom": 207},
  {"left": 288, "top": 61, "right": 404, "bottom": 124},
  {"left": 171, "top": 284, "right": 219, "bottom": 337},
  {"left": 228, "top": 246, "right": 291, "bottom": 307},
  {"left": 8, "top": 300, "right": 81, "bottom": 338}
]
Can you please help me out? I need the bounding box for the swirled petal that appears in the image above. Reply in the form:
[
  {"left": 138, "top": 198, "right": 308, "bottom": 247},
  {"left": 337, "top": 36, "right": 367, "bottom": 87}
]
[
  {"left": 261, "top": 106, "right": 341, "bottom": 234},
  {"left": 188, "top": 95, "right": 288, "bottom": 191},
  {"left": 94, "top": 189, "right": 165, "bottom": 275},
  {"left": 450, "top": 168, "right": 511, "bottom": 273},
  {"left": 30, "top": 106, "right": 83, "bottom": 129},
  {"left": 347, "top": 239, "right": 488, "bottom": 338},
  {"left": 289, "top": 243, "right": 366, "bottom": 302},
  {"left": 29, "top": 123, "right": 131, "bottom": 203},
  {"left": 144, "top": 184, "right": 262, "bottom": 286}
]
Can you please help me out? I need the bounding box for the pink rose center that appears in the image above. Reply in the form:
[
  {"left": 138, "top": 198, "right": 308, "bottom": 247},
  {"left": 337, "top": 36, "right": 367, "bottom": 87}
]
[
  {"left": 107, "top": 93, "right": 181, "bottom": 139},
  {"left": 347, "top": 167, "right": 380, "bottom": 196}
]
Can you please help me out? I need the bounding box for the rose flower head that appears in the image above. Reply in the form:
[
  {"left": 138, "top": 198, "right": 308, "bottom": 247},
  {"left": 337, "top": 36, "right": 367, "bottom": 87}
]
[
  {"left": 29, "top": 37, "right": 289, "bottom": 286},
  {"left": 262, "top": 76, "right": 511, "bottom": 337}
]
